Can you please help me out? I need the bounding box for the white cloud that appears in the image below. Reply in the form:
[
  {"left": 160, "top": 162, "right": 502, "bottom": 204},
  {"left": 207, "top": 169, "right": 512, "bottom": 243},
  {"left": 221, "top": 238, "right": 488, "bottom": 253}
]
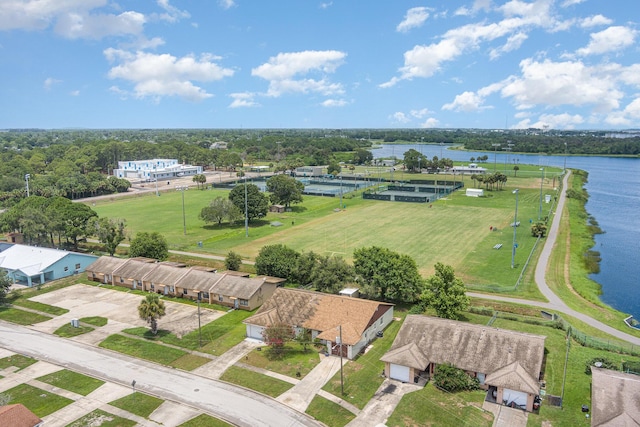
[
  {"left": 410, "top": 108, "right": 432, "bottom": 118},
  {"left": 155, "top": 0, "right": 190, "bottom": 22},
  {"left": 421, "top": 117, "right": 440, "bottom": 128},
  {"left": 561, "top": 0, "right": 585, "bottom": 6},
  {"left": 390, "top": 112, "right": 410, "bottom": 123},
  {"left": 322, "top": 99, "right": 348, "bottom": 107},
  {"left": 455, "top": 0, "right": 492, "bottom": 17},
  {"left": 576, "top": 26, "right": 637, "bottom": 56},
  {"left": 320, "top": 2, "right": 333, "bottom": 9},
  {"left": 396, "top": 7, "right": 430, "bottom": 33},
  {"left": 0, "top": 0, "right": 106, "bottom": 31},
  {"left": 489, "top": 32, "right": 528, "bottom": 59},
  {"left": 229, "top": 92, "right": 259, "bottom": 108},
  {"left": 252, "top": 50, "right": 346, "bottom": 97},
  {"left": 70, "top": 90, "right": 80, "bottom": 96},
  {"left": 55, "top": 10, "right": 146, "bottom": 39},
  {"left": 442, "top": 91, "right": 489, "bottom": 112},
  {"left": 105, "top": 49, "right": 234, "bottom": 101},
  {"left": 501, "top": 58, "right": 623, "bottom": 112},
  {"left": 219, "top": 0, "right": 235, "bottom": 10},
  {"left": 43, "top": 77, "right": 61, "bottom": 90},
  {"left": 580, "top": 15, "right": 613, "bottom": 28}
]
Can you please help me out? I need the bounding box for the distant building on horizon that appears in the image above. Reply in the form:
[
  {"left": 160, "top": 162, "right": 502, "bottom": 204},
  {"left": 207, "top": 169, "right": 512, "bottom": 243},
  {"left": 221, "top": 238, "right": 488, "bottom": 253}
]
[{"left": 113, "top": 159, "right": 202, "bottom": 181}]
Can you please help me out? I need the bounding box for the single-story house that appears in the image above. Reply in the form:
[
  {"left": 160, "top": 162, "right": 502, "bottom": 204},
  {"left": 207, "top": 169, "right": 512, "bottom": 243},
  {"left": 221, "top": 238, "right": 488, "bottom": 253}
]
[
  {"left": 0, "top": 403, "right": 43, "bottom": 427},
  {"left": 0, "top": 244, "right": 98, "bottom": 287},
  {"left": 244, "top": 288, "right": 394, "bottom": 359},
  {"left": 591, "top": 367, "right": 640, "bottom": 426},
  {"left": 381, "top": 315, "right": 546, "bottom": 412},
  {"left": 85, "top": 256, "right": 278, "bottom": 310}
]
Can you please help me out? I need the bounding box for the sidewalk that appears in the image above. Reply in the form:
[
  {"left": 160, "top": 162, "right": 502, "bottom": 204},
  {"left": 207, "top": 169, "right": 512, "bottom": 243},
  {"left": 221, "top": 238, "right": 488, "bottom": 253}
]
[{"left": 345, "top": 379, "right": 421, "bottom": 427}]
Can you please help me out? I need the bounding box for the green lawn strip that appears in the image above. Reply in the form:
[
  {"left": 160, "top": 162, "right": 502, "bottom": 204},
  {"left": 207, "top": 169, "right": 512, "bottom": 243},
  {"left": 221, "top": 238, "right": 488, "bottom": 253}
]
[
  {"left": 305, "top": 395, "right": 356, "bottom": 427},
  {"left": 99, "top": 334, "right": 188, "bottom": 366},
  {"left": 122, "top": 309, "right": 253, "bottom": 355},
  {"left": 3, "top": 383, "right": 73, "bottom": 417},
  {"left": 66, "top": 408, "right": 136, "bottom": 427},
  {"left": 36, "top": 369, "right": 105, "bottom": 396},
  {"left": 170, "top": 353, "right": 212, "bottom": 371},
  {"left": 220, "top": 365, "right": 293, "bottom": 397},
  {"left": 0, "top": 354, "right": 37, "bottom": 371},
  {"left": 178, "top": 414, "right": 234, "bottom": 427},
  {"left": 11, "top": 299, "right": 69, "bottom": 316},
  {"left": 0, "top": 306, "right": 51, "bottom": 325},
  {"left": 80, "top": 316, "right": 108, "bottom": 327},
  {"left": 54, "top": 323, "right": 95, "bottom": 338},
  {"left": 322, "top": 316, "right": 404, "bottom": 409},
  {"left": 386, "top": 384, "right": 493, "bottom": 427},
  {"left": 242, "top": 345, "right": 321, "bottom": 379},
  {"left": 109, "top": 392, "right": 164, "bottom": 418}
]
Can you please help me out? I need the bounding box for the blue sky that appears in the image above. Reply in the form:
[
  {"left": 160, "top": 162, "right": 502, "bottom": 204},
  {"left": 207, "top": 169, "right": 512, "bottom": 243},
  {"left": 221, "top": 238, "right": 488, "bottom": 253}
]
[{"left": 1, "top": 0, "right": 638, "bottom": 130}]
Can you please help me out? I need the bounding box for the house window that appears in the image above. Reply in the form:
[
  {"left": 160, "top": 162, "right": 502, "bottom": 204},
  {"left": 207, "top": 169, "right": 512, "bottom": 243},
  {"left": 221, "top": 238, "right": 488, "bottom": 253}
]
[
  {"left": 218, "top": 295, "right": 224, "bottom": 302},
  {"left": 75, "top": 263, "right": 81, "bottom": 269},
  {"left": 183, "top": 289, "right": 188, "bottom": 295},
  {"left": 379, "top": 318, "right": 383, "bottom": 325},
  {"left": 239, "top": 299, "right": 249, "bottom": 306},
  {"left": 170, "top": 286, "right": 175, "bottom": 293},
  {"left": 64, "top": 266, "right": 69, "bottom": 272},
  {"left": 120, "top": 277, "right": 124, "bottom": 283},
  {"left": 202, "top": 292, "right": 209, "bottom": 299},
  {"left": 150, "top": 284, "right": 155, "bottom": 291}
]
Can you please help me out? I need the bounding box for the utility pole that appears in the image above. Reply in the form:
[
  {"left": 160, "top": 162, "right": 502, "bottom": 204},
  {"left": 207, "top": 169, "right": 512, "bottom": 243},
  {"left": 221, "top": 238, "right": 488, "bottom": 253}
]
[
  {"left": 337, "top": 324, "right": 344, "bottom": 395},
  {"left": 176, "top": 185, "right": 188, "bottom": 235},
  {"left": 511, "top": 189, "right": 519, "bottom": 268},
  {"left": 244, "top": 177, "right": 249, "bottom": 237},
  {"left": 538, "top": 168, "right": 544, "bottom": 220}
]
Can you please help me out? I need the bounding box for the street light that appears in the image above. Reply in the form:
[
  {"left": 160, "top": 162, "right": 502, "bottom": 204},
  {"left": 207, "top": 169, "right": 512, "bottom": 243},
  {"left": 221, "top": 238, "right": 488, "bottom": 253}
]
[
  {"left": 511, "top": 189, "right": 519, "bottom": 269},
  {"left": 176, "top": 185, "right": 188, "bottom": 235},
  {"left": 197, "top": 292, "right": 203, "bottom": 348},
  {"left": 538, "top": 168, "right": 544, "bottom": 220},
  {"left": 24, "top": 174, "right": 30, "bottom": 197},
  {"left": 244, "top": 177, "right": 249, "bottom": 237},
  {"left": 154, "top": 166, "right": 159, "bottom": 196},
  {"left": 337, "top": 324, "right": 344, "bottom": 395}
]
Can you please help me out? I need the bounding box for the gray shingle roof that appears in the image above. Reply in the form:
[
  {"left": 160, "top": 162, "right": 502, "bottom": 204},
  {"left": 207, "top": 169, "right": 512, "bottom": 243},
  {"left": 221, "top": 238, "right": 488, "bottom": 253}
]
[{"left": 591, "top": 367, "right": 640, "bottom": 426}]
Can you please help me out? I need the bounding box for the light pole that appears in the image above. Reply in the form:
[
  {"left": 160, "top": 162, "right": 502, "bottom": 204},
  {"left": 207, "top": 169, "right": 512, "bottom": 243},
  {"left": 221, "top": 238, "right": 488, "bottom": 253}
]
[
  {"left": 538, "top": 168, "right": 544, "bottom": 220},
  {"left": 244, "top": 177, "right": 249, "bottom": 237},
  {"left": 491, "top": 143, "right": 500, "bottom": 172},
  {"left": 339, "top": 176, "right": 343, "bottom": 209},
  {"left": 154, "top": 166, "right": 159, "bottom": 196},
  {"left": 511, "top": 189, "right": 519, "bottom": 269},
  {"left": 563, "top": 142, "right": 567, "bottom": 172},
  {"left": 337, "top": 324, "right": 344, "bottom": 395},
  {"left": 176, "top": 185, "right": 188, "bottom": 235},
  {"left": 197, "top": 292, "right": 202, "bottom": 348},
  {"left": 24, "top": 174, "right": 30, "bottom": 197}
]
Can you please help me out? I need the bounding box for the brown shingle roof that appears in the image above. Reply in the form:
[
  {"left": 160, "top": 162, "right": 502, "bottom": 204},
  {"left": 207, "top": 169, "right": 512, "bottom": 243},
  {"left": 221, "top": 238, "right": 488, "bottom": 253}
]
[
  {"left": 0, "top": 404, "right": 42, "bottom": 427},
  {"left": 244, "top": 288, "right": 393, "bottom": 345},
  {"left": 112, "top": 258, "right": 158, "bottom": 279},
  {"left": 485, "top": 361, "right": 539, "bottom": 394},
  {"left": 591, "top": 367, "right": 640, "bottom": 426},
  {"left": 85, "top": 256, "right": 128, "bottom": 274},
  {"left": 174, "top": 268, "right": 225, "bottom": 292},
  {"left": 384, "top": 315, "right": 545, "bottom": 386},
  {"left": 214, "top": 275, "right": 268, "bottom": 300}
]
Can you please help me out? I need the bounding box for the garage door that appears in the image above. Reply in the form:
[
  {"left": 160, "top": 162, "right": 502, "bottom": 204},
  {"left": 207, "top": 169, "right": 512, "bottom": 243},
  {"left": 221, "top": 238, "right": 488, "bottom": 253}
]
[
  {"left": 503, "top": 389, "right": 528, "bottom": 407},
  {"left": 389, "top": 364, "right": 411, "bottom": 383},
  {"left": 246, "top": 324, "right": 265, "bottom": 341}
]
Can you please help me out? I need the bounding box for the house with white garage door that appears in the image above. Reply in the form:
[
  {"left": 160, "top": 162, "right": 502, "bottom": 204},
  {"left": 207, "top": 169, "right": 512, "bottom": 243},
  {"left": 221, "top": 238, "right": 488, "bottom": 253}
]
[
  {"left": 381, "top": 315, "right": 546, "bottom": 412},
  {"left": 244, "top": 288, "right": 394, "bottom": 359}
]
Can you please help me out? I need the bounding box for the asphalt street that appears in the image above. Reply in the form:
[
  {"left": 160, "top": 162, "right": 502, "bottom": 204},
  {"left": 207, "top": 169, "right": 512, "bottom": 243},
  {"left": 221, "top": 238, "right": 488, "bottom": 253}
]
[{"left": 0, "top": 322, "right": 322, "bottom": 427}]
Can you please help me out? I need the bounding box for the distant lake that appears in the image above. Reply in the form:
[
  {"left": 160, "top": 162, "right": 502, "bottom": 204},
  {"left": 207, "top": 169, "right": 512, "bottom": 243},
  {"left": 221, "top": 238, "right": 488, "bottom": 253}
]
[{"left": 372, "top": 144, "right": 640, "bottom": 319}]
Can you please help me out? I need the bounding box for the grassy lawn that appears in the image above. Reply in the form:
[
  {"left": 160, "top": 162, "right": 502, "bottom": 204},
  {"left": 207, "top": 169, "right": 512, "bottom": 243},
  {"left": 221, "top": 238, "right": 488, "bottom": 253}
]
[
  {"left": 243, "top": 345, "right": 322, "bottom": 378},
  {"left": 67, "top": 409, "right": 136, "bottom": 427},
  {"left": 36, "top": 369, "right": 105, "bottom": 396},
  {"left": 306, "top": 395, "right": 356, "bottom": 427},
  {"left": 81, "top": 316, "right": 109, "bottom": 326},
  {"left": 220, "top": 365, "right": 293, "bottom": 397},
  {"left": 0, "top": 354, "right": 37, "bottom": 371},
  {"left": 109, "top": 392, "right": 164, "bottom": 419},
  {"left": 170, "top": 353, "right": 212, "bottom": 371},
  {"left": 99, "top": 334, "right": 189, "bottom": 367},
  {"left": 179, "top": 414, "right": 234, "bottom": 427},
  {"left": 0, "top": 306, "right": 51, "bottom": 325},
  {"left": 54, "top": 323, "right": 95, "bottom": 338},
  {"left": 322, "top": 315, "right": 404, "bottom": 409},
  {"left": 386, "top": 384, "right": 493, "bottom": 427},
  {"left": 3, "top": 383, "right": 73, "bottom": 417},
  {"left": 122, "top": 308, "right": 253, "bottom": 356},
  {"left": 10, "top": 299, "right": 69, "bottom": 316}
]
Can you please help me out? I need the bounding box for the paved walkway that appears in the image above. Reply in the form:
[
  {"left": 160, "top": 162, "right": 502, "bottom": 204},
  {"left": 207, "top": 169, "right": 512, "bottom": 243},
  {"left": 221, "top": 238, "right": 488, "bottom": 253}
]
[
  {"left": 276, "top": 353, "right": 344, "bottom": 412},
  {"left": 193, "top": 339, "right": 262, "bottom": 379},
  {"left": 345, "top": 379, "right": 422, "bottom": 427}
]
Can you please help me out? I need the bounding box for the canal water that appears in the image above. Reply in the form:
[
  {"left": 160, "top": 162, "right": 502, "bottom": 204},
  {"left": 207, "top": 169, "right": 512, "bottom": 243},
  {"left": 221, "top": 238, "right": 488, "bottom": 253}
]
[{"left": 372, "top": 144, "right": 640, "bottom": 319}]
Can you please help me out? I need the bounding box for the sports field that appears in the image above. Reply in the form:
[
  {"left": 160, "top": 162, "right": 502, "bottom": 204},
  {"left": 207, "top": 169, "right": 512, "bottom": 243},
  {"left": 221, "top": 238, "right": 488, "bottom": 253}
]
[{"left": 90, "top": 170, "right": 560, "bottom": 295}]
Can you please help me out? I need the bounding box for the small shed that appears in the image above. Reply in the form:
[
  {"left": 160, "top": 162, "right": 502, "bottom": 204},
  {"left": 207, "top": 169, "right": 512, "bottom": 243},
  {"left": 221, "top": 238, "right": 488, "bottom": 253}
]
[
  {"left": 270, "top": 204, "right": 285, "bottom": 213},
  {"left": 466, "top": 188, "right": 484, "bottom": 197}
]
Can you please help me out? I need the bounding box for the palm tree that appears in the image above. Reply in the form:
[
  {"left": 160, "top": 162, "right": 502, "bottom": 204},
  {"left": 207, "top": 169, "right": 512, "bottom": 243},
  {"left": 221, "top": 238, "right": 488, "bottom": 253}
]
[{"left": 138, "top": 294, "right": 166, "bottom": 335}]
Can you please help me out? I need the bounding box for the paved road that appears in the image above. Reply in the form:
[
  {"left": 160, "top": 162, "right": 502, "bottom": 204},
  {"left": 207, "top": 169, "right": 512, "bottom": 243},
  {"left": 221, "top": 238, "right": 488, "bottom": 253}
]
[
  {"left": 469, "top": 170, "right": 640, "bottom": 347},
  {"left": 0, "top": 322, "right": 322, "bottom": 427}
]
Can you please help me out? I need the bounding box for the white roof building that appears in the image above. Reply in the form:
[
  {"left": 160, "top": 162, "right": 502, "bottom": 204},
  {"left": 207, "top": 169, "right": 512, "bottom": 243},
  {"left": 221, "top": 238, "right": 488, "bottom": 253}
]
[{"left": 113, "top": 159, "right": 203, "bottom": 181}]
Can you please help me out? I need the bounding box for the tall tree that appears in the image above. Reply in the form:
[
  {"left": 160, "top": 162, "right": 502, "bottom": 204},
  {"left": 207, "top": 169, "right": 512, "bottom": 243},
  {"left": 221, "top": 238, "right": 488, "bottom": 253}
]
[
  {"left": 255, "top": 244, "right": 299, "bottom": 280},
  {"left": 310, "top": 255, "right": 354, "bottom": 293},
  {"left": 225, "top": 251, "right": 242, "bottom": 271},
  {"left": 138, "top": 294, "right": 166, "bottom": 335},
  {"left": 61, "top": 203, "right": 99, "bottom": 250},
  {"left": 266, "top": 174, "right": 304, "bottom": 208},
  {"left": 129, "top": 231, "right": 169, "bottom": 260},
  {"left": 200, "top": 197, "right": 243, "bottom": 226},
  {"left": 0, "top": 270, "right": 12, "bottom": 304},
  {"left": 95, "top": 218, "right": 127, "bottom": 256},
  {"left": 228, "top": 183, "right": 269, "bottom": 222},
  {"left": 421, "top": 263, "right": 469, "bottom": 320},
  {"left": 353, "top": 246, "right": 424, "bottom": 303}
]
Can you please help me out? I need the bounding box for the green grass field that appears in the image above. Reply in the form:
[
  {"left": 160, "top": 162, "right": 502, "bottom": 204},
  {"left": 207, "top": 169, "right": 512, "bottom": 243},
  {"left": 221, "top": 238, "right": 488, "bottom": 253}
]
[
  {"left": 90, "top": 171, "right": 560, "bottom": 295},
  {"left": 36, "top": 369, "right": 105, "bottom": 396}
]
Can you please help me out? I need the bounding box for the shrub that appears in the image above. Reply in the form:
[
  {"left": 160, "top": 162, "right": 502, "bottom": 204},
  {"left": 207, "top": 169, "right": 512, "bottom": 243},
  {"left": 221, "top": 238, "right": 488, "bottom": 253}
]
[
  {"left": 585, "top": 357, "right": 618, "bottom": 375},
  {"left": 433, "top": 363, "right": 480, "bottom": 392}
]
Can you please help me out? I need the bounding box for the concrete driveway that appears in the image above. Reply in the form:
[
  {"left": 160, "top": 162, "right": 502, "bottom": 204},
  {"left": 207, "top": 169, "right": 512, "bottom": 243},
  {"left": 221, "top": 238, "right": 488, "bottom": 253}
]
[{"left": 29, "top": 283, "right": 223, "bottom": 337}]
